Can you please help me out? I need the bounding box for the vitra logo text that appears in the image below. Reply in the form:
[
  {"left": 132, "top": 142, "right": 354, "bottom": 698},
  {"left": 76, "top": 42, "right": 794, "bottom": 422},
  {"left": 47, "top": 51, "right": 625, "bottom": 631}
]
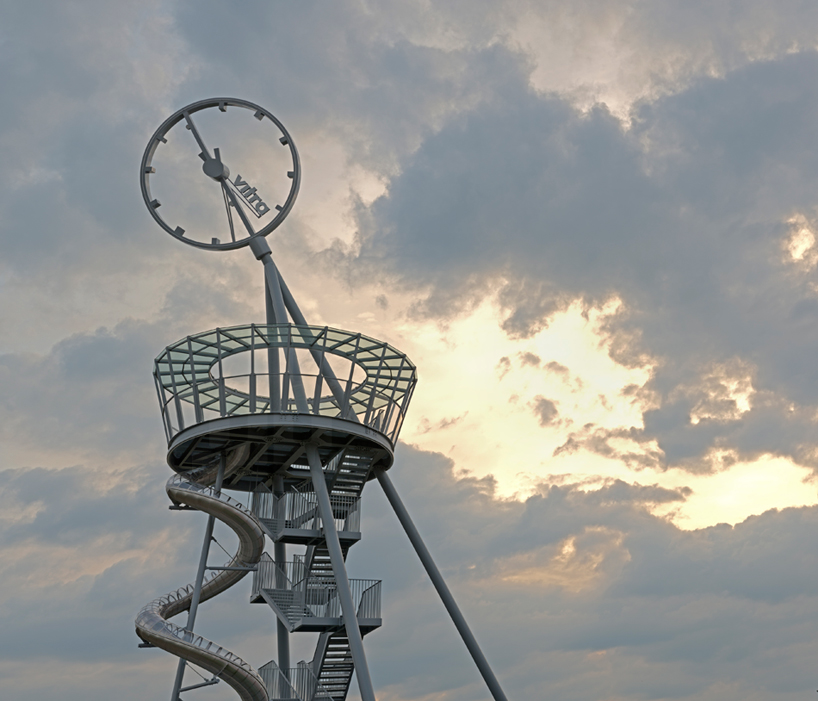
[{"left": 232, "top": 175, "right": 270, "bottom": 216}]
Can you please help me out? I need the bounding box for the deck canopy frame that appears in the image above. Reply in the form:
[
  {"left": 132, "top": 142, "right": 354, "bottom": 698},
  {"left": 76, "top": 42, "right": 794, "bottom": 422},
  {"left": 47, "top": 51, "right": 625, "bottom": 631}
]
[{"left": 153, "top": 323, "right": 417, "bottom": 485}]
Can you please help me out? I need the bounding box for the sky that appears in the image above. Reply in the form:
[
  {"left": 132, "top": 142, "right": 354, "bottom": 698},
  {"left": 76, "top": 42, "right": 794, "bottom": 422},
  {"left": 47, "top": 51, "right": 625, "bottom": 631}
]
[{"left": 3, "top": 1, "right": 818, "bottom": 699}]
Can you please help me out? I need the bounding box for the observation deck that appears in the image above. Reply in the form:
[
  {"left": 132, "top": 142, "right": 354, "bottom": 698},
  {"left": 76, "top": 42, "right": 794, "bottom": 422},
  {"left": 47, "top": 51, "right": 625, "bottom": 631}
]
[{"left": 153, "top": 323, "right": 417, "bottom": 490}]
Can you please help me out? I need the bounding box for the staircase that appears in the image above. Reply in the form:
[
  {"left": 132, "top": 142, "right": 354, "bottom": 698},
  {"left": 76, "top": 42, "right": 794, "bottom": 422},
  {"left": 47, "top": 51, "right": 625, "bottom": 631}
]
[
  {"left": 304, "top": 542, "right": 350, "bottom": 580},
  {"left": 312, "top": 630, "right": 355, "bottom": 700},
  {"left": 251, "top": 450, "right": 381, "bottom": 700},
  {"left": 326, "top": 452, "right": 371, "bottom": 497}
]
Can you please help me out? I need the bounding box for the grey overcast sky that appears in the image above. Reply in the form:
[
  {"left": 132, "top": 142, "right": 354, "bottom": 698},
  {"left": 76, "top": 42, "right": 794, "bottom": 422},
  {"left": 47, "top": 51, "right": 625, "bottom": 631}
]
[{"left": 4, "top": 1, "right": 818, "bottom": 699}]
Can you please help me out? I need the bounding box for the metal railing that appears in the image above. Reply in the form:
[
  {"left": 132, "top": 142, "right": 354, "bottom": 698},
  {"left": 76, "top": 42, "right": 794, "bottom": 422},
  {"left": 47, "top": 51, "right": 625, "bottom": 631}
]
[
  {"left": 251, "top": 489, "right": 361, "bottom": 536},
  {"left": 357, "top": 581, "right": 382, "bottom": 620},
  {"left": 154, "top": 324, "right": 417, "bottom": 446},
  {"left": 258, "top": 659, "right": 303, "bottom": 701},
  {"left": 260, "top": 660, "right": 339, "bottom": 701},
  {"left": 253, "top": 556, "right": 381, "bottom": 621},
  {"left": 253, "top": 553, "right": 304, "bottom": 599}
]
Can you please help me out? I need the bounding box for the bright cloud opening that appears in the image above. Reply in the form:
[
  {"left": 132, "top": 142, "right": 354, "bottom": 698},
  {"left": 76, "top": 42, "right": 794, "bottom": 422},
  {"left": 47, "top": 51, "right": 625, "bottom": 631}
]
[{"left": 393, "top": 297, "right": 818, "bottom": 530}]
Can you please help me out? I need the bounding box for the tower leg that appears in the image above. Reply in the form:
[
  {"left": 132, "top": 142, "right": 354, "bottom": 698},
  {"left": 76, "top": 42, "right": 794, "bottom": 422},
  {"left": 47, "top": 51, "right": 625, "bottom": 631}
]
[
  {"left": 170, "top": 454, "right": 226, "bottom": 701},
  {"left": 374, "top": 468, "right": 508, "bottom": 701},
  {"left": 306, "top": 445, "right": 377, "bottom": 701},
  {"left": 273, "top": 474, "right": 291, "bottom": 684},
  {"left": 265, "top": 261, "right": 291, "bottom": 684}
]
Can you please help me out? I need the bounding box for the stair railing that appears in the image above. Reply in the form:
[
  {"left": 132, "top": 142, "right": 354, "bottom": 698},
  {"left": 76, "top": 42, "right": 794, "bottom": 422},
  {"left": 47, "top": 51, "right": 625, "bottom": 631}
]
[
  {"left": 253, "top": 554, "right": 306, "bottom": 599},
  {"left": 259, "top": 660, "right": 339, "bottom": 701},
  {"left": 259, "top": 659, "right": 304, "bottom": 701},
  {"left": 254, "top": 556, "right": 381, "bottom": 624},
  {"left": 304, "top": 578, "right": 381, "bottom": 620},
  {"left": 251, "top": 489, "right": 361, "bottom": 537},
  {"left": 296, "top": 660, "right": 340, "bottom": 701},
  {"left": 357, "top": 581, "right": 382, "bottom": 620}
]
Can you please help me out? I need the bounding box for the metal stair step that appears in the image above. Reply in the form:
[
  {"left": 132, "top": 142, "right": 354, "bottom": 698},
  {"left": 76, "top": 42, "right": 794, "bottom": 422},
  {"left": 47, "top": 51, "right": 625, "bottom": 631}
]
[{"left": 311, "top": 630, "right": 356, "bottom": 701}]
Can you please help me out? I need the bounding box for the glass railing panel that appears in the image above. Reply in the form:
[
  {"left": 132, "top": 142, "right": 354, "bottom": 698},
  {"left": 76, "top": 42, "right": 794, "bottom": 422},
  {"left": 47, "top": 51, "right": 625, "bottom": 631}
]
[{"left": 155, "top": 324, "right": 416, "bottom": 444}]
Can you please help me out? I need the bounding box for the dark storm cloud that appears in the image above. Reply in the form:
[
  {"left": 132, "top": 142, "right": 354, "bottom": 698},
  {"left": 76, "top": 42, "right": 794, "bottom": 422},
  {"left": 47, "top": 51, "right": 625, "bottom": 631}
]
[
  {"left": 0, "top": 322, "right": 159, "bottom": 457},
  {"left": 172, "top": 1, "right": 528, "bottom": 172}
]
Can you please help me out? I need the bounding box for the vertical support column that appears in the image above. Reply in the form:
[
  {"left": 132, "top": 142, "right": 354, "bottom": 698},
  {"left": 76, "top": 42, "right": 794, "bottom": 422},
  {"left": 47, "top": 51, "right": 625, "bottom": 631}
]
[
  {"left": 273, "top": 474, "right": 290, "bottom": 679},
  {"left": 374, "top": 468, "right": 508, "bottom": 701},
  {"left": 170, "top": 455, "right": 226, "bottom": 701},
  {"left": 306, "top": 444, "right": 377, "bottom": 701}
]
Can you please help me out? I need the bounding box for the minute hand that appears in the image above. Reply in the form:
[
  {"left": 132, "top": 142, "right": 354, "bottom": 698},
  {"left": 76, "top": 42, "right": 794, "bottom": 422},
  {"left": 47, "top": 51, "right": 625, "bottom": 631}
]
[{"left": 183, "top": 112, "right": 212, "bottom": 161}]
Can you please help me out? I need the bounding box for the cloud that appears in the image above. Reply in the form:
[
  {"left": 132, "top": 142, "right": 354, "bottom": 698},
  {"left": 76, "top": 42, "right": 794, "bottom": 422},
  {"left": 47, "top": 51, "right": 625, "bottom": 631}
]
[
  {"left": 0, "top": 443, "right": 812, "bottom": 699},
  {"left": 344, "top": 50, "right": 818, "bottom": 475},
  {"left": 3, "top": 1, "right": 818, "bottom": 699},
  {"left": 355, "top": 445, "right": 818, "bottom": 699},
  {"left": 532, "top": 395, "right": 559, "bottom": 426}
]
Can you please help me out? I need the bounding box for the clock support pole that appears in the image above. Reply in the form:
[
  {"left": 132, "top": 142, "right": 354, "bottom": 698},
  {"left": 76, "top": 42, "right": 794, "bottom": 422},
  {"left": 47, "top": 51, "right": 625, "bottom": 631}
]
[{"left": 256, "top": 238, "right": 293, "bottom": 675}]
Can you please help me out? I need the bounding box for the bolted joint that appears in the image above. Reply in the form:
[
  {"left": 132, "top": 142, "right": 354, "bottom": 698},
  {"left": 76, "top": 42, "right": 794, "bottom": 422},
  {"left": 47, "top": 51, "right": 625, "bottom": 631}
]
[{"left": 248, "top": 235, "right": 272, "bottom": 260}]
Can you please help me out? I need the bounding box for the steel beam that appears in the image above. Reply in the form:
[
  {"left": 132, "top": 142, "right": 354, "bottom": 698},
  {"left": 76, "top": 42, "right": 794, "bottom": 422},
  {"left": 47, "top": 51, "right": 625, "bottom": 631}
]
[
  {"left": 170, "top": 454, "right": 226, "bottom": 701},
  {"left": 251, "top": 236, "right": 308, "bottom": 412},
  {"left": 265, "top": 284, "right": 281, "bottom": 411},
  {"left": 273, "top": 473, "right": 291, "bottom": 683},
  {"left": 277, "top": 267, "right": 348, "bottom": 408},
  {"left": 306, "top": 444, "right": 376, "bottom": 701},
  {"left": 375, "top": 467, "right": 508, "bottom": 701}
]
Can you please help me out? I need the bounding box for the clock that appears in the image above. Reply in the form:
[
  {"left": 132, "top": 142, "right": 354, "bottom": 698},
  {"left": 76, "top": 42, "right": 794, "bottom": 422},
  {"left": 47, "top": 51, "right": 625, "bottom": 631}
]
[{"left": 140, "top": 98, "right": 300, "bottom": 251}]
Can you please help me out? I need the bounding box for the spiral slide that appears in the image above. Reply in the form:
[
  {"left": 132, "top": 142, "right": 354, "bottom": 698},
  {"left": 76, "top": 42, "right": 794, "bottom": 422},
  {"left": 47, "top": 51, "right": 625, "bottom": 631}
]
[{"left": 135, "top": 474, "right": 269, "bottom": 701}]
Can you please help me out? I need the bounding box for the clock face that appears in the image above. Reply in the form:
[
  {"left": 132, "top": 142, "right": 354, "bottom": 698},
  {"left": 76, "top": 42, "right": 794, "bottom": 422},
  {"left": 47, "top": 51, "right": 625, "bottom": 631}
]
[{"left": 140, "top": 98, "right": 300, "bottom": 251}]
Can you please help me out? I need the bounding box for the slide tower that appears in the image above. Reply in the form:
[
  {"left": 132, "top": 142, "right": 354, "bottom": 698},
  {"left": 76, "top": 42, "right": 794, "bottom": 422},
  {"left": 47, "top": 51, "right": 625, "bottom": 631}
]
[{"left": 134, "top": 98, "right": 508, "bottom": 701}]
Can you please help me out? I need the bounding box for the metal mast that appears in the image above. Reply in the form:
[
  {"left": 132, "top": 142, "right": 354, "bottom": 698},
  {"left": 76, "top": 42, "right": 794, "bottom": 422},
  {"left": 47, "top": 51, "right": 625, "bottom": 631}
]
[{"left": 134, "top": 97, "right": 508, "bottom": 701}]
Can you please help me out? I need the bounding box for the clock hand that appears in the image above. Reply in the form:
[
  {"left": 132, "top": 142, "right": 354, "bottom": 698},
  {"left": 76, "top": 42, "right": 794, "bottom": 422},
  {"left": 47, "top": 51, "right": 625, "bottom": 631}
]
[
  {"left": 205, "top": 147, "right": 262, "bottom": 239},
  {"left": 221, "top": 178, "right": 257, "bottom": 238},
  {"left": 183, "top": 111, "right": 212, "bottom": 161},
  {"left": 220, "top": 179, "right": 237, "bottom": 243}
]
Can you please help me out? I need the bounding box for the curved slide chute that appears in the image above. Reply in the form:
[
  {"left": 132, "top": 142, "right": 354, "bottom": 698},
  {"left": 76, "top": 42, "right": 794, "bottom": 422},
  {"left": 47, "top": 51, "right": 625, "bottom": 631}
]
[{"left": 136, "top": 474, "right": 268, "bottom": 701}]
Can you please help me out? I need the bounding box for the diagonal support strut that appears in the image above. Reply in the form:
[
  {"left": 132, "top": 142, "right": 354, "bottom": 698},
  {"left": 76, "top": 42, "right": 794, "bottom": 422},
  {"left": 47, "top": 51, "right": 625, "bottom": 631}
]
[
  {"left": 375, "top": 467, "right": 509, "bottom": 701},
  {"left": 306, "top": 444, "right": 377, "bottom": 701}
]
